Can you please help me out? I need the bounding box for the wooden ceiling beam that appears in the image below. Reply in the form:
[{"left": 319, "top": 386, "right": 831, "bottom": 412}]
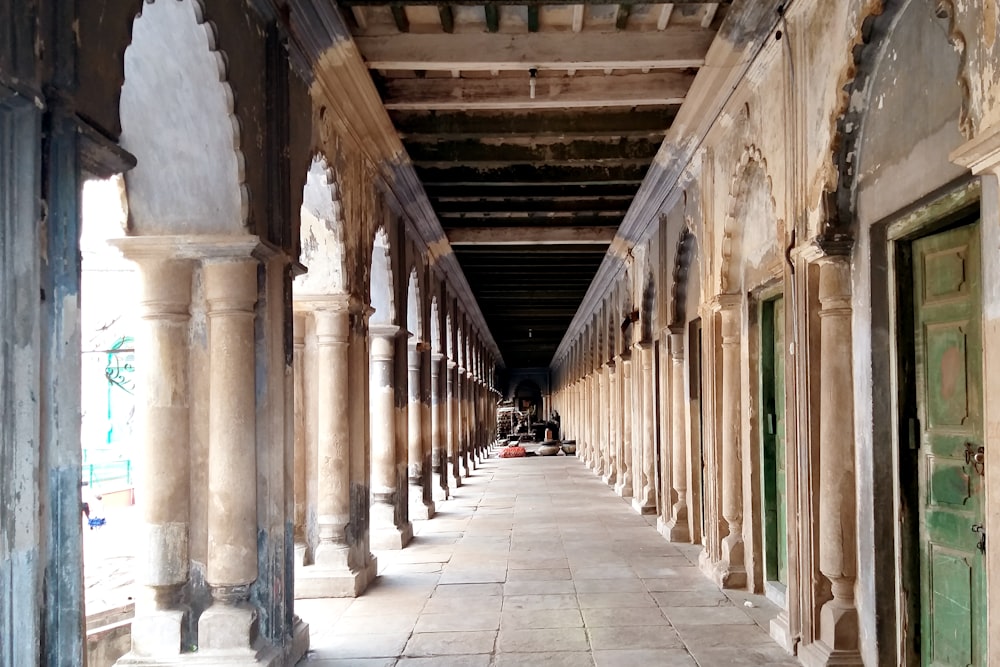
[
  {"left": 424, "top": 182, "right": 641, "bottom": 198},
  {"left": 405, "top": 136, "right": 660, "bottom": 162},
  {"left": 356, "top": 30, "right": 713, "bottom": 71},
  {"left": 390, "top": 4, "right": 410, "bottom": 31},
  {"left": 447, "top": 226, "right": 617, "bottom": 245},
  {"left": 415, "top": 161, "right": 649, "bottom": 184},
  {"left": 438, "top": 4, "right": 455, "bottom": 32},
  {"left": 615, "top": 3, "right": 631, "bottom": 29},
  {"left": 340, "top": 0, "right": 726, "bottom": 5},
  {"left": 392, "top": 108, "right": 676, "bottom": 138},
  {"left": 431, "top": 196, "right": 634, "bottom": 213},
  {"left": 484, "top": 3, "right": 500, "bottom": 31},
  {"left": 383, "top": 72, "right": 691, "bottom": 110},
  {"left": 440, "top": 213, "right": 623, "bottom": 226}
]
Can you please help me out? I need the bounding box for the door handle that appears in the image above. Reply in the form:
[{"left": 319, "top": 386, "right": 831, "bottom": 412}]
[{"left": 965, "top": 443, "right": 985, "bottom": 477}]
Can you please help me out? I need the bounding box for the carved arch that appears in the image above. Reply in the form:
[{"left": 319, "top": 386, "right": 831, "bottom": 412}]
[
  {"left": 823, "top": 1, "right": 972, "bottom": 242},
  {"left": 120, "top": 0, "right": 249, "bottom": 232},
  {"left": 370, "top": 226, "right": 396, "bottom": 326},
  {"left": 719, "top": 144, "right": 780, "bottom": 294},
  {"left": 670, "top": 223, "right": 698, "bottom": 330}
]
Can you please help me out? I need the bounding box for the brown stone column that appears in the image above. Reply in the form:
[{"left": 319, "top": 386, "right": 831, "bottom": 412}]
[
  {"left": 635, "top": 343, "right": 657, "bottom": 514},
  {"left": 602, "top": 361, "right": 617, "bottom": 486},
  {"left": 617, "top": 353, "right": 634, "bottom": 497},
  {"left": 716, "top": 298, "right": 746, "bottom": 588},
  {"left": 447, "top": 360, "right": 462, "bottom": 486},
  {"left": 198, "top": 257, "right": 260, "bottom": 650},
  {"left": 802, "top": 256, "right": 861, "bottom": 665},
  {"left": 409, "top": 341, "right": 435, "bottom": 520},
  {"left": 127, "top": 255, "right": 193, "bottom": 656},
  {"left": 459, "top": 367, "right": 471, "bottom": 476},
  {"left": 370, "top": 324, "right": 413, "bottom": 549},
  {"left": 292, "top": 312, "right": 307, "bottom": 564},
  {"left": 431, "top": 353, "right": 449, "bottom": 500},
  {"left": 662, "top": 332, "right": 689, "bottom": 540},
  {"left": 295, "top": 296, "right": 376, "bottom": 598},
  {"left": 590, "top": 373, "right": 601, "bottom": 473}
]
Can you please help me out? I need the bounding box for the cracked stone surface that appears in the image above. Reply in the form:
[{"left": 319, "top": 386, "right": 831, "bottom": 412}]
[{"left": 297, "top": 452, "right": 800, "bottom": 666}]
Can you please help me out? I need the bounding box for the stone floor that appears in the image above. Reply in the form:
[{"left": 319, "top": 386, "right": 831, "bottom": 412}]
[{"left": 296, "top": 452, "right": 801, "bottom": 667}]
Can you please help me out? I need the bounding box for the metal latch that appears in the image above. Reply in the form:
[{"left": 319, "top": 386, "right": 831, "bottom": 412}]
[
  {"left": 965, "top": 443, "right": 985, "bottom": 476},
  {"left": 972, "top": 524, "right": 986, "bottom": 554}
]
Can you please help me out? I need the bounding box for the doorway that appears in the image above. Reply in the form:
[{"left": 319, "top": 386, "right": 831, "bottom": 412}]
[
  {"left": 898, "top": 219, "right": 986, "bottom": 666},
  {"left": 759, "top": 295, "right": 787, "bottom": 597}
]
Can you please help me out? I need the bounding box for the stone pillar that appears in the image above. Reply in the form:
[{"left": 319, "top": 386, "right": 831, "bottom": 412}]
[
  {"left": 616, "top": 353, "right": 633, "bottom": 497},
  {"left": 296, "top": 297, "right": 376, "bottom": 597},
  {"left": 370, "top": 324, "right": 413, "bottom": 549},
  {"left": 431, "top": 353, "right": 449, "bottom": 499},
  {"left": 635, "top": 343, "right": 657, "bottom": 514},
  {"left": 447, "top": 360, "right": 462, "bottom": 486},
  {"left": 292, "top": 313, "right": 307, "bottom": 564},
  {"left": 590, "top": 374, "right": 606, "bottom": 476},
  {"left": 602, "top": 361, "right": 617, "bottom": 486},
  {"left": 662, "top": 333, "right": 690, "bottom": 540},
  {"left": 198, "top": 257, "right": 260, "bottom": 651},
  {"left": 802, "top": 257, "right": 861, "bottom": 665},
  {"left": 409, "top": 341, "right": 435, "bottom": 520},
  {"left": 459, "top": 368, "right": 471, "bottom": 476},
  {"left": 128, "top": 256, "right": 193, "bottom": 656},
  {"left": 715, "top": 299, "right": 746, "bottom": 588}
]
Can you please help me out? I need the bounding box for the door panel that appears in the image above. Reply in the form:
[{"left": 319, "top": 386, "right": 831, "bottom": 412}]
[
  {"left": 913, "top": 223, "right": 985, "bottom": 667},
  {"left": 760, "top": 296, "right": 787, "bottom": 586}
]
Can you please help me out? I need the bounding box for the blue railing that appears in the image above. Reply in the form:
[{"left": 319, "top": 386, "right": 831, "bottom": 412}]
[{"left": 83, "top": 459, "right": 133, "bottom": 490}]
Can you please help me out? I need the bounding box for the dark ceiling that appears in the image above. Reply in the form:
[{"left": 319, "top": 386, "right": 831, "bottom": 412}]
[{"left": 339, "top": 0, "right": 729, "bottom": 369}]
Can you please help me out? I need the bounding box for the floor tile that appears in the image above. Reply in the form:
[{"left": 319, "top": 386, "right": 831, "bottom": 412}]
[{"left": 497, "top": 627, "right": 590, "bottom": 653}]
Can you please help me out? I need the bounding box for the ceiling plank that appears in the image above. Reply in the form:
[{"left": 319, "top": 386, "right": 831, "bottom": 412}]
[
  {"left": 405, "top": 136, "right": 660, "bottom": 162},
  {"left": 572, "top": 4, "right": 584, "bottom": 31},
  {"left": 356, "top": 30, "right": 713, "bottom": 71},
  {"left": 439, "top": 212, "right": 624, "bottom": 225},
  {"left": 448, "top": 226, "right": 617, "bottom": 245},
  {"left": 383, "top": 72, "right": 692, "bottom": 110},
  {"left": 702, "top": 2, "right": 720, "bottom": 27},
  {"left": 393, "top": 107, "right": 677, "bottom": 138}
]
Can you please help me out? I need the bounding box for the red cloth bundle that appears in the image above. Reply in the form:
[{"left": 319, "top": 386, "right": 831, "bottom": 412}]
[{"left": 498, "top": 446, "right": 526, "bottom": 458}]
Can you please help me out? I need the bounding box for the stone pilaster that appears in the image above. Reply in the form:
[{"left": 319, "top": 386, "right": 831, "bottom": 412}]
[
  {"left": 198, "top": 257, "right": 260, "bottom": 652},
  {"left": 370, "top": 324, "right": 413, "bottom": 550},
  {"left": 715, "top": 298, "right": 746, "bottom": 589},
  {"left": 590, "top": 373, "right": 601, "bottom": 473},
  {"left": 458, "top": 367, "right": 471, "bottom": 476},
  {"left": 294, "top": 297, "right": 377, "bottom": 598},
  {"left": 127, "top": 254, "right": 193, "bottom": 657},
  {"left": 800, "top": 257, "right": 862, "bottom": 666},
  {"left": 408, "top": 341, "right": 435, "bottom": 520},
  {"left": 431, "top": 353, "right": 449, "bottom": 500},
  {"left": 661, "top": 333, "right": 690, "bottom": 540}
]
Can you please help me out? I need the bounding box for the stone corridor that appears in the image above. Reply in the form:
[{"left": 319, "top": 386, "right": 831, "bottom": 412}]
[{"left": 296, "top": 453, "right": 798, "bottom": 667}]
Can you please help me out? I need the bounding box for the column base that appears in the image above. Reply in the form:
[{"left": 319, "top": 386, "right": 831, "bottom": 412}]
[
  {"left": 197, "top": 602, "right": 257, "bottom": 652},
  {"left": 294, "top": 557, "right": 377, "bottom": 598},
  {"left": 798, "top": 642, "right": 864, "bottom": 666},
  {"left": 371, "top": 522, "right": 414, "bottom": 550},
  {"left": 129, "top": 609, "right": 186, "bottom": 657},
  {"left": 116, "top": 619, "right": 306, "bottom": 667},
  {"left": 712, "top": 555, "right": 747, "bottom": 590},
  {"left": 658, "top": 514, "right": 690, "bottom": 542},
  {"left": 631, "top": 497, "right": 656, "bottom": 515},
  {"left": 409, "top": 492, "right": 436, "bottom": 521},
  {"left": 769, "top": 610, "right": 797, "bottom": 654}
]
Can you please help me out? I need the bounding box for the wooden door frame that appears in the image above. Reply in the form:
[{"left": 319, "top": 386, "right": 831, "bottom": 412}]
[{"left": 886, "top": 183, "right": 982, "bottom": 666}]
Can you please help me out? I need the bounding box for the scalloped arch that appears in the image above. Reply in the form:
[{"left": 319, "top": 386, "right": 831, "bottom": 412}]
[
  {"left": 719, "top": 145, "right": 780, "bottom": 295},
  {"left": 120, "top": 0, "right": 248, "bottom": 234}
]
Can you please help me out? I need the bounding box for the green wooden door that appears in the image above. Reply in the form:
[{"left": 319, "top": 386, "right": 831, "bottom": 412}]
[
  {"left": 913, "top": 223, "right": 986, "bottom": 666},
  {"left": 761, "top": 296, "right": 787, "bottom": 585}
]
